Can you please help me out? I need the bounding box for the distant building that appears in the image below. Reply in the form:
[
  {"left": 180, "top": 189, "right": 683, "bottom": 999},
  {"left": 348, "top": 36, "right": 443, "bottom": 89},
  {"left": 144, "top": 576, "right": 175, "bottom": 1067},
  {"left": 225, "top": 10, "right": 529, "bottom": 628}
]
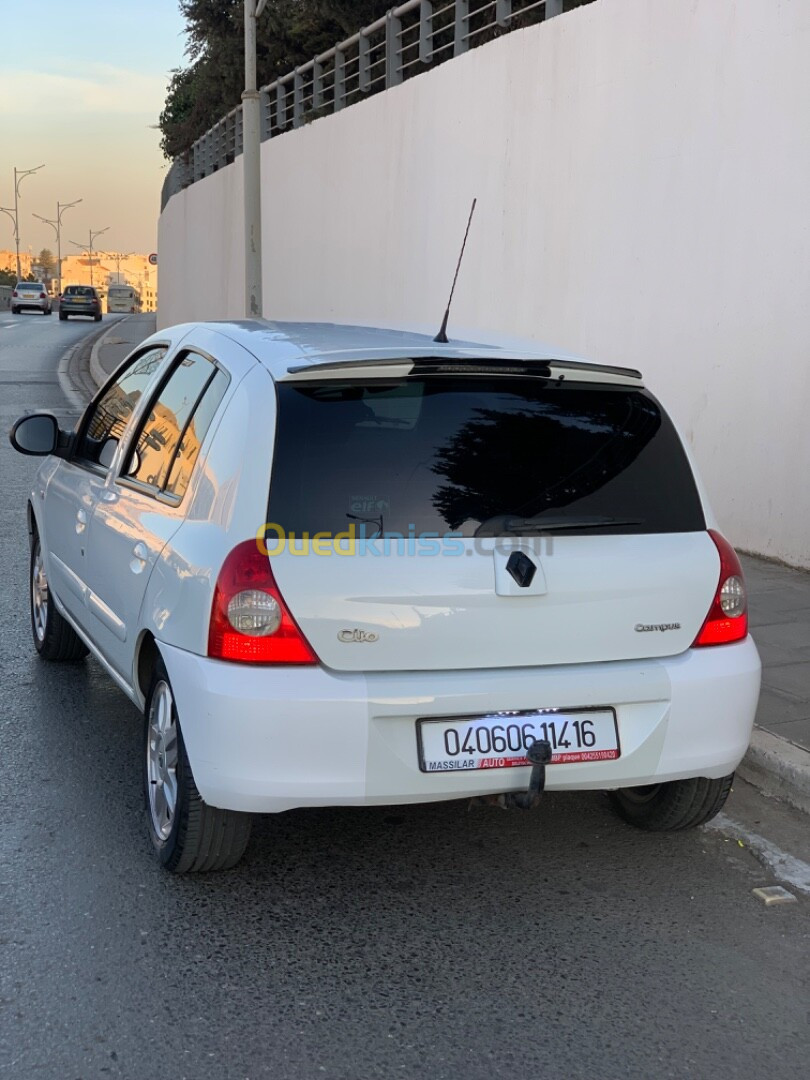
[{"left": 0, "top": 250, "right": 37, "bottom": 279}]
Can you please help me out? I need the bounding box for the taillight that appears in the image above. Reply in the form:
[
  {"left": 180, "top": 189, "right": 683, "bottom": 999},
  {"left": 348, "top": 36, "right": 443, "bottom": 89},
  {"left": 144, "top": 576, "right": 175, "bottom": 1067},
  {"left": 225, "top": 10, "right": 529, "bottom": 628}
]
[
  {"left": 12, "top": 290, "right": 18, "bottom": 297},
  {"left": 39, "top": 292, "right": 47, "bottom": 299},
  {"left": 692, "top": 530, "right": 748, "bottom": 647},
  {"left": 208, "top": 540, "right": 317, "bottom": 664}
]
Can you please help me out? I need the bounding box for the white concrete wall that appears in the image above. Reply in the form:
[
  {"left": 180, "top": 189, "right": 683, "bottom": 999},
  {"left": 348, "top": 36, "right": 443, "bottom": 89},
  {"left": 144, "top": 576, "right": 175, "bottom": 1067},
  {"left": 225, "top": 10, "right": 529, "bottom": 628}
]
[{"left": 158, "top": 0, "right": 810, "bottom": 568}]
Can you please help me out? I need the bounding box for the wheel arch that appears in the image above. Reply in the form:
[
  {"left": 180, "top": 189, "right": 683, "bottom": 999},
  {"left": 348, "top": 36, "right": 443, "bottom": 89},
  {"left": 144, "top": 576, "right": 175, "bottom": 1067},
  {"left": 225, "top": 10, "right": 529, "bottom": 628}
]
[
  {"left": 27, "top": 499, "right": 46, "bottom": 554},
  {"left": 135, "top": 630, "right": 162, "bottom": 708},
  {"left": 27, "top": 500, "right": 37, "bottom": 546}
]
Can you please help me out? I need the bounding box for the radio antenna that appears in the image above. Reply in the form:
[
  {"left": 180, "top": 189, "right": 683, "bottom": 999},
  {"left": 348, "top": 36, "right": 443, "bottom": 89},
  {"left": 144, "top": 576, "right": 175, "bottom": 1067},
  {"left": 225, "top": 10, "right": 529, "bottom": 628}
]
[{"left": 434, "top": 197, "right": 477, "bottom": 343}]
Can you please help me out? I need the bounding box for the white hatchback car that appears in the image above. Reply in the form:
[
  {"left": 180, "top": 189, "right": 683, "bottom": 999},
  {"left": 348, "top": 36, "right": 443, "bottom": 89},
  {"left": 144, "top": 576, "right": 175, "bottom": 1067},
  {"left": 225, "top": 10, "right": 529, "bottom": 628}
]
[{"left": 11, "top": 321, "right": 761, "bottom": 872}]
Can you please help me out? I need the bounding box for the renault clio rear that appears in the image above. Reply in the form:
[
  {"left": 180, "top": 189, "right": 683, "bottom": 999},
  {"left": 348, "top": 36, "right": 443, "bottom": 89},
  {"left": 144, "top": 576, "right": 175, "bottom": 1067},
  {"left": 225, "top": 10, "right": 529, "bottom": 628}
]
[{"left": 10, "top": 321, "right": 761, "bottom": 872}]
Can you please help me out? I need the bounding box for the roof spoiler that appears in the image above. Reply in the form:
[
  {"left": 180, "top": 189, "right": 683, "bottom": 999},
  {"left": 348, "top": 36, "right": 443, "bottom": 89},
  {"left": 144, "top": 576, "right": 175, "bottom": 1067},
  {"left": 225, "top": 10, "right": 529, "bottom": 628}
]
[{"left": 285, "top": 356, "right": 643, "bottom": 381}]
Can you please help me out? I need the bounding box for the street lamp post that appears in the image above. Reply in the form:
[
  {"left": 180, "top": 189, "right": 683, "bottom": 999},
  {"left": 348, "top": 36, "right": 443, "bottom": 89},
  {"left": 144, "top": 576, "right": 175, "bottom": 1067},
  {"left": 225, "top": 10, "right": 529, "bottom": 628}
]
[
  {"left": 9, "top": 165, "right": 46, "bottom": 280},
  {"left": 243, "top": 0, "right": 269, "bottom": 318},
  {"left": 0, "top": 206, "right": 16, "bottom": 264},
  {"left": 33, "top": 198, "right": 82, "bottom": 295},
  {"left": 69, "top": 227, "right": 109, "bottom": 287}
]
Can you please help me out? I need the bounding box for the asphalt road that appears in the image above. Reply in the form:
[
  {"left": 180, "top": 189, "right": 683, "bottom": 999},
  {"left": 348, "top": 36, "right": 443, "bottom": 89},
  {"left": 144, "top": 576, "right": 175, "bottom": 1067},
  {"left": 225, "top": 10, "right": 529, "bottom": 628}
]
[{"left": 1, "top": 313, "right": 808, "bottom": 1080}]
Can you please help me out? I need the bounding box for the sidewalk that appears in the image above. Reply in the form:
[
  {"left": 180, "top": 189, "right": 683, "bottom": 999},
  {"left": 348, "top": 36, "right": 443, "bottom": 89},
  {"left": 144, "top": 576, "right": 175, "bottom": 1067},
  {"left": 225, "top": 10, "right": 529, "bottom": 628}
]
[
  {"left": 742, "top": 556, "right": 810, "bottom": 752},
  {"left": 80, "top": 317, "right": 810, "bottom": 809},
  {"left": 90, "top": 312, "right": 157, "bottom": 385}
]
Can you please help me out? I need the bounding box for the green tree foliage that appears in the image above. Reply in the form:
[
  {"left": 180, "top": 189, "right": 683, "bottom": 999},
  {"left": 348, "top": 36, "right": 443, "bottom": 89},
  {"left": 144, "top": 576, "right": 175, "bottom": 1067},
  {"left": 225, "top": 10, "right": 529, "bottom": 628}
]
[
  {"left": 38, "top": 249, "right": 56, "bottom": 277},
  {"left": 159, "top": 1, "right": 390, "bottom": 160},
  {"left": 0, "top": 268, "right": 37, "bottom": 286}
]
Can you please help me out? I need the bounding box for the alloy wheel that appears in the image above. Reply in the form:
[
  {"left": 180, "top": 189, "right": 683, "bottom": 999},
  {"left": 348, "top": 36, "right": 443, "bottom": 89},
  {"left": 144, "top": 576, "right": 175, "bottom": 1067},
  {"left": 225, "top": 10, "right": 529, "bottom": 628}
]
[
  {"left": 146, "top": 680, "right": 179, "bottom": 841},
  {"left": 32, "top": 546, "right": 49, "bottom": 643}
]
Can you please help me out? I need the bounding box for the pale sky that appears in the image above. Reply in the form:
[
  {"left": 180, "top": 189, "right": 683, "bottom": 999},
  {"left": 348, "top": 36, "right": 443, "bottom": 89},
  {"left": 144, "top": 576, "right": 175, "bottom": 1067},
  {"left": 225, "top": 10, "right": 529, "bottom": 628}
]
[{"left": 1, "top": 1, "right": 189, "bottom": 258}]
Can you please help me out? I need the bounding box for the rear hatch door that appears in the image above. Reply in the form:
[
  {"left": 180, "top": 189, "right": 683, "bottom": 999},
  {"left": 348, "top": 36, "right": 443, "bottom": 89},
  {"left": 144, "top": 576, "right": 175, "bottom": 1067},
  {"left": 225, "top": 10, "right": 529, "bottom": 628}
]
[{"left": 266, "top": 367, "right": 718, "bottom": 672}]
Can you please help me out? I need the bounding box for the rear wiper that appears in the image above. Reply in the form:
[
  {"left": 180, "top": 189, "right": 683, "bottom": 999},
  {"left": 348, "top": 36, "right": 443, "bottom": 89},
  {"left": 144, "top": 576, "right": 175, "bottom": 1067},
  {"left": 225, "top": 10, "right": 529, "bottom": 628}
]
[{"left": 475, "top": 514, "right": 644, "bottom": 536}]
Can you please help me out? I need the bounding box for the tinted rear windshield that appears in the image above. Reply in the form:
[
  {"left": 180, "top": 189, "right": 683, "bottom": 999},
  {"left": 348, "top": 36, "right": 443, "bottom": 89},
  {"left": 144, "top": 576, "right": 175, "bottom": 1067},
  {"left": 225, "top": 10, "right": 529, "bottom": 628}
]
[
  {"left": 268, "top": 376, "right": 705, "bottom": 536},
  {"left": 17, "top": 283, "right": 41, "bottom": 290},
  {"left": 64, "top": 286, "right": 95, "bottom": 296}
]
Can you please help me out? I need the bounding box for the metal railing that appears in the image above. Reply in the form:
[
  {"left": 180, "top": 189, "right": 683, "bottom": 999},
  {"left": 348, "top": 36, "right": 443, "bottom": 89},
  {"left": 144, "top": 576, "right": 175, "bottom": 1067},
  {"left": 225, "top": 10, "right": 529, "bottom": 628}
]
[{"left": 161, "top": 0, "right": 593, "bottom": 209}]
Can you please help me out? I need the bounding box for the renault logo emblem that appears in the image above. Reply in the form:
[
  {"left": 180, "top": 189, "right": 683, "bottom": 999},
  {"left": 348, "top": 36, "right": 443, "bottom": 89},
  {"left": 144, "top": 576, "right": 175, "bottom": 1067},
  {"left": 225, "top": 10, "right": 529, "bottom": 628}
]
[{"left": 506, "top": 551, "right": 536, "bottom": 588}]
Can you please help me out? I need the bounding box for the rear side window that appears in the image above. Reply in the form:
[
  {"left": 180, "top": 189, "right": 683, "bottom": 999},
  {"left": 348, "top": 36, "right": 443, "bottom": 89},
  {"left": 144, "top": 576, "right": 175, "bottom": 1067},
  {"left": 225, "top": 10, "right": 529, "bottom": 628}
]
[
  {"left": 125, "top": 352, "right": 229, "bottom": 500},
  {"left": 268, "top": 376, "right": 705, "bottom": 536},
  {"left": 163, "top": 368, "right": 229, "bottom": 499}
]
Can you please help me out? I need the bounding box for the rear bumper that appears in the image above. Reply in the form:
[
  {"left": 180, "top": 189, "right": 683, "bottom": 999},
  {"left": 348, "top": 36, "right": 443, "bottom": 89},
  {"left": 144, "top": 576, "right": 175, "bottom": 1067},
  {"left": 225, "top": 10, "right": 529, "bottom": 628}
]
[{"left": 161, "top": 638, "right": 762, "bottom": 813}]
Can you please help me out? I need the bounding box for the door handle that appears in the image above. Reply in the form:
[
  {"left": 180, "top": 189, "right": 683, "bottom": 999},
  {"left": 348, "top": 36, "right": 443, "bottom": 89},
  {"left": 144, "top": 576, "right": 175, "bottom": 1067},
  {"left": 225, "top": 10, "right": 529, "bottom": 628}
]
[
  {"left": 75, "top": 509, "right": 87, "bottom": 534},
  {"left": 130, "top": 542, "right": 149, "bottom": 575}
]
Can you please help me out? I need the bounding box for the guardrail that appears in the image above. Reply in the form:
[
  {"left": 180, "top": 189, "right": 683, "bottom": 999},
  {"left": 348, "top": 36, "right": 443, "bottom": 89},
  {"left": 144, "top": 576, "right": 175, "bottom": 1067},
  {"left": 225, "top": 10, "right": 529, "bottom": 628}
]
[{"left": 161, "top": 0, "right": 593, "bottom": 209}]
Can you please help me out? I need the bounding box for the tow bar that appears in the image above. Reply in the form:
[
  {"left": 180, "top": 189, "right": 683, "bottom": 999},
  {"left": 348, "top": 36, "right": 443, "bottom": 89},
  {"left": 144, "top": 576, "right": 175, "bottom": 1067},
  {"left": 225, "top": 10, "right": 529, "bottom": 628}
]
[{"left": 504, "top": 738, "right": 553, "bottom": 810}]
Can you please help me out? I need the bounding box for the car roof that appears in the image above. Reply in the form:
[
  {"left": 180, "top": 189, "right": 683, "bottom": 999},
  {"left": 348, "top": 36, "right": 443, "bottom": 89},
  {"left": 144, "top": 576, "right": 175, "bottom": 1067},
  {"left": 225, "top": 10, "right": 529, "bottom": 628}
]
[{"left": 190, "top": 320, "right": 643, "bottom": 385}]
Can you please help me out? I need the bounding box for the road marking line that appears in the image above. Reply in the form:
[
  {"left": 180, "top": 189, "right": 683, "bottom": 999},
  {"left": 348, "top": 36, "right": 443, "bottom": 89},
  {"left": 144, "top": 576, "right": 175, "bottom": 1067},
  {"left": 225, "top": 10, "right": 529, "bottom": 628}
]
[{"left": 707, "top": 813, "right": 810, "bottom": 894}]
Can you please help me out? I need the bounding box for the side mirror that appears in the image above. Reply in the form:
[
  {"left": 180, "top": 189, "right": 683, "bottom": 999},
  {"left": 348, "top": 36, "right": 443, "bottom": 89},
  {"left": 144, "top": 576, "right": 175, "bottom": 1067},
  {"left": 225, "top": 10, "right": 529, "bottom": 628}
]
[{"left": 9, "top": 413, "right": 59, "bottom": 457}]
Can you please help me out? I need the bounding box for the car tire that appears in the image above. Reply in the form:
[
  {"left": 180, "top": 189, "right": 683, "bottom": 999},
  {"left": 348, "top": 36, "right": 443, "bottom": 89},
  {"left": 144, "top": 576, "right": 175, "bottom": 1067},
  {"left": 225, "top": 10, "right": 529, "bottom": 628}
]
[
  {"left": 11, "top": 307, "right": 18, "bottom": 315},
  {"left": 59, "top": 312, "right": 67, "bottom": 321},
  {"left": 94, "top": 313, "right": 102, "bottom": 322},
  {"left": 30, "top": 536, "right": 89, "bottom": 662},
  {"left": 609, "top": 774, "right": 734, "bottom": 831},
  {"left": 144, "top": 657, "right": 252, "bottom": 873}
]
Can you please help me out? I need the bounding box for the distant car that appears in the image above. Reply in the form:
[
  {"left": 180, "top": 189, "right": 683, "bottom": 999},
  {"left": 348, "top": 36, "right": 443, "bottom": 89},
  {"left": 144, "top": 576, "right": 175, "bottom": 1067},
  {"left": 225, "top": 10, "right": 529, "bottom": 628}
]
[
  {"left": 9, "top": 320, "right": 761, "bottom": 873},
  {"left": 59, "top": 285, "right": 102, "bottom": 322},
  {"left": 12, "top": 282, "right": 52, "bottom": 315}
]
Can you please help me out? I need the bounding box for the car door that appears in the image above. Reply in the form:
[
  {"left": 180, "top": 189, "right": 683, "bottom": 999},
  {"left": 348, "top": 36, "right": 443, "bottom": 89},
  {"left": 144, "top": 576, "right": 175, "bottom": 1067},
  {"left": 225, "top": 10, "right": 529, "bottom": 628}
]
[
  {"left": 82, "top": 347, "right": 231, "bottom": 682},
  {"left": 41, "top": 344, "right": 169, "bottom": 636}
]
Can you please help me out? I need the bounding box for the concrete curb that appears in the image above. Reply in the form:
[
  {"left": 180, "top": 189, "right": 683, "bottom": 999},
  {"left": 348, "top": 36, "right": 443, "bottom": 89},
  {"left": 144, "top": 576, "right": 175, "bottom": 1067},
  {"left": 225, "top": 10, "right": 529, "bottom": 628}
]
[
  {"left": 57, "top": 322, "right": 118, "bottom": 408},
  {"left": 89, "top": 314, "right": 131, "bottom": 388},
  {"left": 739, "top": 729, "right": 810, "bottom": 816}
]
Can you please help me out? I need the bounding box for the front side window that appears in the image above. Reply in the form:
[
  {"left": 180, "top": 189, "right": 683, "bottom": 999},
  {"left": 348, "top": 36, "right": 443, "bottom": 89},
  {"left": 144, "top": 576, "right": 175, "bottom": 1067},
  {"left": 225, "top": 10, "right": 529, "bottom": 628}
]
[
  {"left": 76, "top": 346, "right": 168, "bottom": 467},
  {"left": 124, "top": 352, "right": 229, "bottom": 500}
]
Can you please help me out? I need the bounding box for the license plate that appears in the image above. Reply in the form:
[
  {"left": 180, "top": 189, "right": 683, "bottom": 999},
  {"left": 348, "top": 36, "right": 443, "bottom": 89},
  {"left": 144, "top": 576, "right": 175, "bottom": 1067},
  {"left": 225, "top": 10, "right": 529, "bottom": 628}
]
[{"left": 417, "top": 708, "right": 620, "bottom": 773}]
